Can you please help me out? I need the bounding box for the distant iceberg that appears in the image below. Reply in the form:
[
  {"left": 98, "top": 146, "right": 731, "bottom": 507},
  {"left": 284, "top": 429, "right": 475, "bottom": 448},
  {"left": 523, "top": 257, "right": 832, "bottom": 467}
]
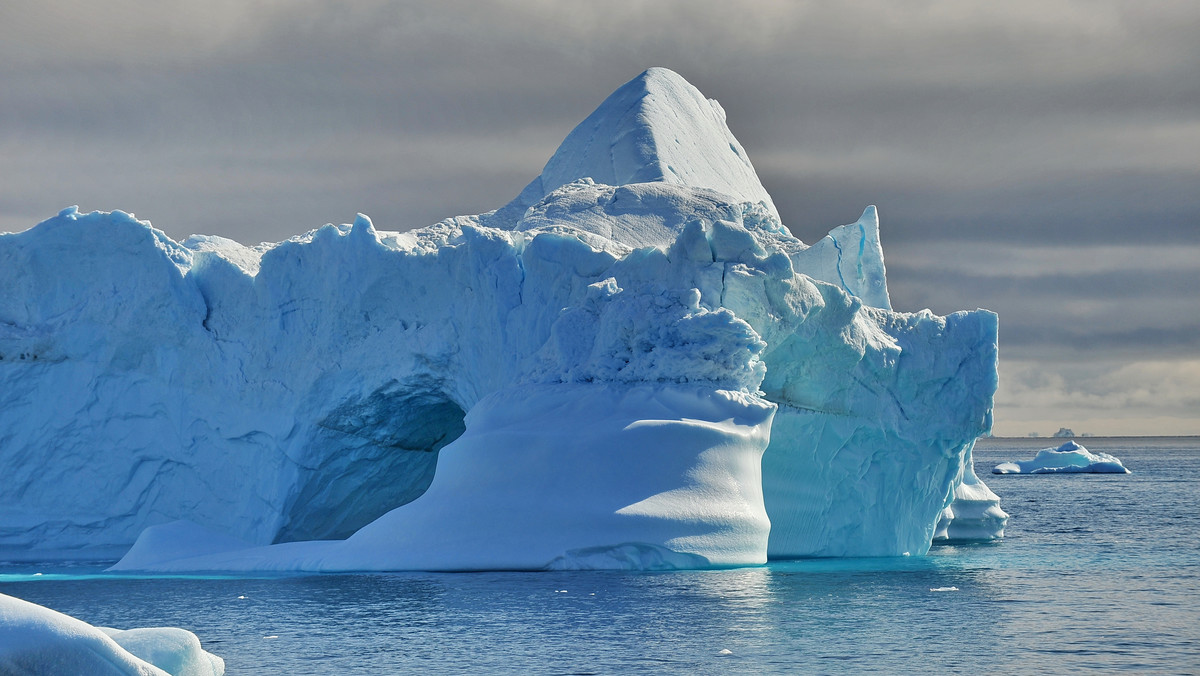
[
  {"left": 0, "top": 68, "right": 1004, "bottom": 571},
  {"left": 993, "top": 441, "right": 1130, "bottom": 474},
  {"left": 0, "top": 593, "right": 224, "bottom": 675}
]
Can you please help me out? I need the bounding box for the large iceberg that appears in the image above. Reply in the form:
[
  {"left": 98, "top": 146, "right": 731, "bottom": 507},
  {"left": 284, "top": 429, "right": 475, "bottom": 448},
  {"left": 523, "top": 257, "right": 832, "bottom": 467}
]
[{"left": 0, "top": 68, "right": 1004, "bottom": 570}]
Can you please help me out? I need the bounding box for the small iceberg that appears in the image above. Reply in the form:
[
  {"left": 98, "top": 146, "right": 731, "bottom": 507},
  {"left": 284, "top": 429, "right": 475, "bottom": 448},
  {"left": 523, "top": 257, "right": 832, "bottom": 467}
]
[
  {"left": 0, "top": 592, "right": 225, "bottom": 675},
  {"left": 993, "top": 440, "right": 1130, "bottom": 474}
]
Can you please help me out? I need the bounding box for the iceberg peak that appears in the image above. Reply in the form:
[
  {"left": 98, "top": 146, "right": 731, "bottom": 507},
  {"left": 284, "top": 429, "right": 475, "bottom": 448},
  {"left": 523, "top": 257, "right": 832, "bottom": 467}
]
[{"left": 512, "top": 68, "right": 778, "bottom": 222}]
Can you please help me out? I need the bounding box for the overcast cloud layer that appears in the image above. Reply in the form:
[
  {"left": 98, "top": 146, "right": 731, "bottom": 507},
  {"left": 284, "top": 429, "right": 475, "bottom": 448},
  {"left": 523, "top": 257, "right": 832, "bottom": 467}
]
[{"left": 2, "top": 1, "right": 1197, "bottom": 435}]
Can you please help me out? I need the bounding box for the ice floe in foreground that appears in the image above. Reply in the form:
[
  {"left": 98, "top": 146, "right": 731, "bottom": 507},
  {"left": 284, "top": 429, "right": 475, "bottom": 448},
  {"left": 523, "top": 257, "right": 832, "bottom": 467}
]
[
  {"left": 0, "top": 68, "right": 1004, "bottom": 571},
  {"left": 0, "top": 593, "right": 224, "bottom": 675},
  {"left": 993, "top": 440, "right": 1130, "bottom": 474}
]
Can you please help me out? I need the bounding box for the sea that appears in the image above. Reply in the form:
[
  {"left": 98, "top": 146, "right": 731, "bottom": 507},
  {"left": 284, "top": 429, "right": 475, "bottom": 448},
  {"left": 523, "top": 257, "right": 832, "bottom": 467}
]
[{"left": 3, "top": 437, "right": 1198, "bottom": 675}]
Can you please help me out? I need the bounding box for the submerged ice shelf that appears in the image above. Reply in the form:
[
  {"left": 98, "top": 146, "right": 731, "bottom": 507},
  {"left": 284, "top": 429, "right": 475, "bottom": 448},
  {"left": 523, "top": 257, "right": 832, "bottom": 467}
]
[{"left": 0, "top": 68, "right": 1005, "bottom": 571}]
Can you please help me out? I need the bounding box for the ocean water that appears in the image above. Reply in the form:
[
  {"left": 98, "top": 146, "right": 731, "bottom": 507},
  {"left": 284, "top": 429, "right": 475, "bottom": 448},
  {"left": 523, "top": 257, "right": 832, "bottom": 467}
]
[{"left": 3, "top": 437, "right": 1199, "bottom": 674}]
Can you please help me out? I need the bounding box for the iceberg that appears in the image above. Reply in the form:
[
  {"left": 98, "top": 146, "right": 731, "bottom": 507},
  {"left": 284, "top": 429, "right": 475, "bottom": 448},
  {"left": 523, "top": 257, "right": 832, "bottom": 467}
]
[
  {"left": 0, "top": 593, "right": 224, "bottom": 676},
  {"left": 993, "top": 440, "right": 1130, "bottom": 474},
  {"left": 0, "top": 68, "right": 1004, "bottom": 570}
]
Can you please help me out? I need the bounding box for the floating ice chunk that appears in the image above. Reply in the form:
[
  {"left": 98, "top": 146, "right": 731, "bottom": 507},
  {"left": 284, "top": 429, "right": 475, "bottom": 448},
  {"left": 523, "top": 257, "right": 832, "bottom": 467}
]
[
  {"left": 0, "top": 593, "right": 224, "bottom": 676},
  {"left": 993, "top": 440, "right": 1130, "bottom": 474}
]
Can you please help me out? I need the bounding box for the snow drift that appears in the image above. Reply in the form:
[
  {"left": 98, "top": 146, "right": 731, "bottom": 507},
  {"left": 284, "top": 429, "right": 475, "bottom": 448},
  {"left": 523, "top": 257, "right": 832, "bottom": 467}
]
[{"left": 0, "top": 68, "right": 1004, "bottom": 570}]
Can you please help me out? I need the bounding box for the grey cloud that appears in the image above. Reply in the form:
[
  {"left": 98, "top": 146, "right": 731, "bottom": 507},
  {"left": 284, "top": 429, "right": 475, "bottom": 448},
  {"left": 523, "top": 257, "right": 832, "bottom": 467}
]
[
  {"left": 1000, "top": 324, "right": 1200, "bottom": 358},
  {"left": 886, "top": 243, "right": 1200, "bottom": 278},
  {"left": 4, "top": 2, "right": 1197, "bottom": 248},
  {"left": 2, "top": 2, "right": 1199, "bottom": 434},
  {"left": 0, "top": 130, "right": 539, "bottom": 241},
  {"left": 886, "top": 261, "right": 1200, "bottom": 361},
  {"left": 887, "top": 266, "right": 1200, "bottom": 302},
  {"left": 766, "top": 170, "right": 1200, "bottom": 249}
]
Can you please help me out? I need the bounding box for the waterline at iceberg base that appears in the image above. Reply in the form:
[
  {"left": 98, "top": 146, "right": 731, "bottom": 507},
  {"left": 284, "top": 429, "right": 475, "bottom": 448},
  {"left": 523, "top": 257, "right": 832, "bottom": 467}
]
[{"left": 0, "top": 68, "right": 1005, "bottom": 572}]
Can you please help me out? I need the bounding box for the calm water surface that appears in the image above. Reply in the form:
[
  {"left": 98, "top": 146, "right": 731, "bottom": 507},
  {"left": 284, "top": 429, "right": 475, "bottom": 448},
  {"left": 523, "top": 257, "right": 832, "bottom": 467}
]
[{"left": 3, "top": 437, "right": 1199, "bottom": 674}]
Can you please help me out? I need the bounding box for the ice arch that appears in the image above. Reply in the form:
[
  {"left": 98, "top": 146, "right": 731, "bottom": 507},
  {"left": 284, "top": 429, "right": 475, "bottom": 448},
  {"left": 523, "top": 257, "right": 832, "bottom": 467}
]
[{"left": 276, "top": 384, "right": 467, "bottom": 542}]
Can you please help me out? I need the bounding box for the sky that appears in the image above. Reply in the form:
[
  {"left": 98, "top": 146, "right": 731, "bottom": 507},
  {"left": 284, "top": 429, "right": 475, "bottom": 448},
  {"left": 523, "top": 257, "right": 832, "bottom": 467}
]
[{"left": 2, "top": 1, "right": 1197, "bottom": 436}]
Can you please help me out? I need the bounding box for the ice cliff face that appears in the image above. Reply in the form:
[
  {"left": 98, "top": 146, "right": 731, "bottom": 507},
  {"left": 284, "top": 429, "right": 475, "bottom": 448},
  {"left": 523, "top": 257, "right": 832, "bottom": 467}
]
[{"left": 0, "top": 68, "right": 1004, "bottom": 570}]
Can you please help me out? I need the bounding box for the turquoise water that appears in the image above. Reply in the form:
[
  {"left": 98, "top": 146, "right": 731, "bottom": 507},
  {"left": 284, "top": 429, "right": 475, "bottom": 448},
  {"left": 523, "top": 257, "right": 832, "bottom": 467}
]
[{"left": 3, "top": 437, "right": 1199, "bottom": 674}]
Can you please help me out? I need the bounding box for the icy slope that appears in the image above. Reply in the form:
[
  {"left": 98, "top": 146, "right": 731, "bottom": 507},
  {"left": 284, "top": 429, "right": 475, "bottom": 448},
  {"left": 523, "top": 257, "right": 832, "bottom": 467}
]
[{"left": 0, "top": 68, "right": 1003, "bottom": 570}]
